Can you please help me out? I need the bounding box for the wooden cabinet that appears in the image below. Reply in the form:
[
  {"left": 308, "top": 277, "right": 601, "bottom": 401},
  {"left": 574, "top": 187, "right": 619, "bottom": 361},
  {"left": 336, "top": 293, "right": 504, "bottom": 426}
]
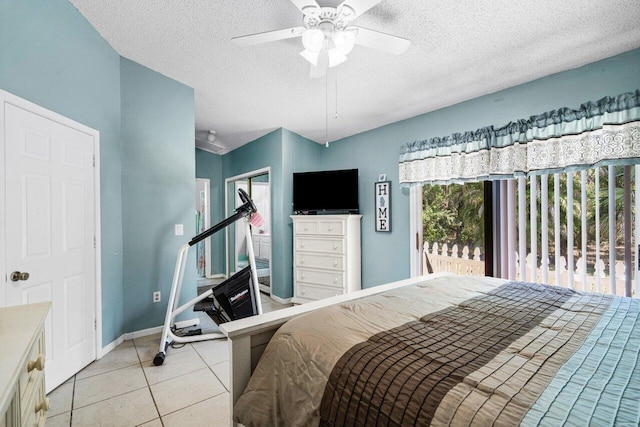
[
  {"left": 0, "top": 303, "right": 51, "bottom": 427},
  {"left": 291, "top": 215, "right": 362, "bottom": 304}
]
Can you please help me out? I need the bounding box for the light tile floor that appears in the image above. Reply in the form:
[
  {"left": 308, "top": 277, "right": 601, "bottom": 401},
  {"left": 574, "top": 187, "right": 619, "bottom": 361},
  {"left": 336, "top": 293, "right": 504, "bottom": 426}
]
[{"left": 46, "top": 293, "right": 290, "bottom": 426}]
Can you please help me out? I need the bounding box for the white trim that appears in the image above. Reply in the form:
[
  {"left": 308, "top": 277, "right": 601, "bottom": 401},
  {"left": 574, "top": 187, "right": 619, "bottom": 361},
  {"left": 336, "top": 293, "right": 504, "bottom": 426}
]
[
  {"left": 0, "top": 89, "right": 102, "bottom": 364},
  {"left": 409, "top": 185, "right": 423, "bottom": 277},
  {"left": 122, "top": 317, "right": 202, "bottom": 341},
  {"left": 0, "top": 94, "right": 6, "bottom": 309},
  {"left": 94, "top": 126, "right": 102, "bottom": 361},
  {"left": 224, "top": 167, "right": 272, "bottom": 296},
  {"left": 270, "top": 294, "right": 292, "bottom": 305},
  {"left": 98, "top": 335, "right": 124, "bottom": 359},
  {"left": 123, "top": 326, "right": 163, "bottom": 341},
  {"left": 196, "top": 178, "right": 212, "bottom": 278}
]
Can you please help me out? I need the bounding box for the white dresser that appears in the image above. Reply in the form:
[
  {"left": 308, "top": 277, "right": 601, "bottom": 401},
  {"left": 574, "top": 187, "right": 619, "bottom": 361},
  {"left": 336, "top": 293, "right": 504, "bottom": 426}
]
[
  {"left": 0, "top": 302, "right": 51, "bottom": 427},
  {"left": 291, "top": 215, "right": 362, "bottom": 304}
]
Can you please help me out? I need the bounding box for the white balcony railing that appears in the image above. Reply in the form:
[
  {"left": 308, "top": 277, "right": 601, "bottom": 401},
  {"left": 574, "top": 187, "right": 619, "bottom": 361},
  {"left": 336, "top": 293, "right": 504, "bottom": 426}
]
[{"left": 424, "top": 241, "right": 634, "bottom": 297}]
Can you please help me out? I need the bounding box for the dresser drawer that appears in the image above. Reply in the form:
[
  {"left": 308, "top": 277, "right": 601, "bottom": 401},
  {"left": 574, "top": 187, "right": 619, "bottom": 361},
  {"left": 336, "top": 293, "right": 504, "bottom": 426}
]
[
  {"left": 21, "top": 370, "right": 47, "bottom": 427},
  {"left": 18, "top": 331, "right": 45, "bottom": 400},
  {"left": 294, "top": 220, "right": 318, "bottom": 235},
  {"left": 296, "top": 268, "right": 344, "bottom": 288},
  {"left": 318, "top": 220, "right": 345, "bottom": 235},
  {"left": 296, "top": 283, "right": 345, "bottom": 300},
  {"left": 296, "top": 237, "right": 344, "bottom": 254},
  {"left": 296, "top": 253, "right": 344, "bottom": 271}
]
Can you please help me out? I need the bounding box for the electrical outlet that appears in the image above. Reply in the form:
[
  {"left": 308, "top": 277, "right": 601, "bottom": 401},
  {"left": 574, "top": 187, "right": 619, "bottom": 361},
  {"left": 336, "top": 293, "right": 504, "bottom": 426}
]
[
  {"left": 153, "top": 291, "right": 161, "bottom": 303},
  {"left": 175, "top": 224, "right": 184, "bottom": 236}
]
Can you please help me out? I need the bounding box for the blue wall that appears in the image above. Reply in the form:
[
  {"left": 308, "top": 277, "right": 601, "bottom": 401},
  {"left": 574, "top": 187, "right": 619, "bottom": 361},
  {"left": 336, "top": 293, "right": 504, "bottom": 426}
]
[
  {"left": 195, "top": 148, "right": 225, "bottom": 275},
  {"left": 1, "top": 0, "right": 199, "bottom": 345},
  {"left": 280, "top": 129, "right": 325, "bottom": 297},
  {"left": 323, "top": 48, "right": 640, "bottom": 288},
  {"left": 120, "top": 58, "right": 196, "bottom": 332},
  {"left": 4, "top": 0, "right": 639, "bottom": 341},
  {"left": 222, "top": 130, "right": 286, "bottom": 295},
  {"left": 203, "top": 48, "right": 640, "bottom": 296},
  {"left": 0, "top": 0, "right": 124, "bottom": 345}
]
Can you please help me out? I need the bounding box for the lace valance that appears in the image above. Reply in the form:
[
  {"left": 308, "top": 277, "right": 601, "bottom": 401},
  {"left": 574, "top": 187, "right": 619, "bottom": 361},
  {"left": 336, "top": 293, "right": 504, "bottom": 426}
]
[{"left": 399, "top": 90, "right": 640, "bottom": 185}]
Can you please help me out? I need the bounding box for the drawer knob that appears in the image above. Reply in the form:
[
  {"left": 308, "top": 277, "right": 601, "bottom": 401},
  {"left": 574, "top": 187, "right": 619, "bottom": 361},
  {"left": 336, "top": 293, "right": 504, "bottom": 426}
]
[
  {"left": 301, "top": 288, "right": 306, "bottom": 295},
  {"left": 333, "top": 244, "right": 338, "bottom": 250},
  {"left": 301, "top": 258, "right": 305, "bottom": 264},
  {"left": 333, "top": 260, "right": 338, "bottom": 266},
  {"left": 301, "top": 243, "right": 305, "bottom": 248},
  {"left": 301, "top": 274, "right": 305, "bottom": 279},
  {"left": 28, "top": 355, "right": 45, "bottom": 372},
  {"left": 328, "top": 226, "right": 333, "bottom": 231},
  {"left": 333, "top": 277, "right": 338, "bottom": 283},
  {"left": 303, "top": 226, "right": 309, "bottom": 231},
  {"left": 35, "top": 397, "right": 50, "bottom": 413}
]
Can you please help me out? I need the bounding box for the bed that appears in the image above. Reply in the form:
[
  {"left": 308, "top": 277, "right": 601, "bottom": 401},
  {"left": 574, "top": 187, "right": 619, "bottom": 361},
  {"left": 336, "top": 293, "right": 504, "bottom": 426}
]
[{"left": 220, "top": 273, "right": 640, "bottom": 426}]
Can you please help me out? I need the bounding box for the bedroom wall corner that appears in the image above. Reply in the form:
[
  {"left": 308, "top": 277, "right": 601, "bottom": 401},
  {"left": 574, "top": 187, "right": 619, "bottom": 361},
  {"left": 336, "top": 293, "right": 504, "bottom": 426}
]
[
  {"left": 322, "top": 47, "right": 640, "bottom": 289},
  {"left": 221, "top": 129, "right": 290, "bottom": 297},
  {"left": 0, "top": 0, "right": 125, "bottom": 347},
  {"left": 120, "top": 57, "right": 197, "bottom": 333},
  {"left": 281, "top": 129, "right": 326, "bottom": 298}
]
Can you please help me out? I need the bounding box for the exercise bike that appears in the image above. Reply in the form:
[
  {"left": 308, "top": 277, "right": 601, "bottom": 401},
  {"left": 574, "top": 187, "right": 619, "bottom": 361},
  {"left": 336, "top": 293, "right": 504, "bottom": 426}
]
[{"left": 153, "top": 188, "right": 263, "bottom": 366}]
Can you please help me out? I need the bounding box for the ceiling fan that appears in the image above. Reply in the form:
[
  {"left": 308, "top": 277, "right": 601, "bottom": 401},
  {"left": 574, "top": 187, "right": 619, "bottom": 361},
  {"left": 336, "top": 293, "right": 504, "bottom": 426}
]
[{"left": 232, "top": 0, "right": 411, "bottom": 78}]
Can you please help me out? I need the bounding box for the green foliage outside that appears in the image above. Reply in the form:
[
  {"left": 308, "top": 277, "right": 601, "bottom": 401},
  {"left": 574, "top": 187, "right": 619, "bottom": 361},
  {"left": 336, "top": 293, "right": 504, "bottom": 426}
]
[{"left": 422, "top": 182, "right": 484, "bottom": 250}]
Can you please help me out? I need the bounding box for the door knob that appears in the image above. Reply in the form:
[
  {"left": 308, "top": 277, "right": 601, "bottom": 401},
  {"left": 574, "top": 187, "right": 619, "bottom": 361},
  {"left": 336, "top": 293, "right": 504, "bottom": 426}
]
[{"left": 10, "top": 271, "right": 29, "bottom": 282}]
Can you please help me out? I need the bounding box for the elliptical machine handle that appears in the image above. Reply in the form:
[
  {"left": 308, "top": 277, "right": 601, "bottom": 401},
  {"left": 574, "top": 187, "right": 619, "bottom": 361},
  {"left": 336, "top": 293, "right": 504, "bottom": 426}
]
[{"left": 237, "top": 188, "right": 257, "bottom": 214}]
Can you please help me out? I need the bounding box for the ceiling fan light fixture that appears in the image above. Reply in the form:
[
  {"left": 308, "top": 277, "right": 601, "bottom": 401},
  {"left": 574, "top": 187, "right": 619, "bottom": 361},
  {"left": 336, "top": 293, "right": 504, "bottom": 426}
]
[
  {"left": 300, "top": 49, "right": 320, "bottom": 66},
  {"left": 302, "top": 28, "right": 324, "bottom": 52},
  {"left": 328, "top": 48, "right": 347, "bottom": 67},
  {"left": 332, "top": 29, "right": 357, "bottom": 55}
]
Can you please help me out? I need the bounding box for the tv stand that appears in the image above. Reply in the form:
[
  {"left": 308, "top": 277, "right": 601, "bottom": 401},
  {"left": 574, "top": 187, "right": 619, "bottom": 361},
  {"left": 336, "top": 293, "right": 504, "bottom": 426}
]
[{"left": 291, "top": 214, "right": 362, "bottom": 304}]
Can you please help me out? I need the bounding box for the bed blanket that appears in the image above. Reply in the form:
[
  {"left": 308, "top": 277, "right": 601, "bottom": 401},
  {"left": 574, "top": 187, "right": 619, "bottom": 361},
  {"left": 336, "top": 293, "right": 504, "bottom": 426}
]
[{"left": 234, "top": 275, "right": 640, "bottom": 426}]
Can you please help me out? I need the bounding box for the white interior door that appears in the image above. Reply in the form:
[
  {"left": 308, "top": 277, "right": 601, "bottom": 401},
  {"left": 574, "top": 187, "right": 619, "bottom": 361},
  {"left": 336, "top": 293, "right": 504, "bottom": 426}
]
[{"left": 4, "top": 102, "right": 97, "bottom": 392}]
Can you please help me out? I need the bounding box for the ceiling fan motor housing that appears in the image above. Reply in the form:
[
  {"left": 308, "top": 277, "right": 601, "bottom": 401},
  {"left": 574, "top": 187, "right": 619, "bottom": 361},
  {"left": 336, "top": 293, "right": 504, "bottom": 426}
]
[{"left": 303, "top": 6, "right": 353, "bottom": 33}]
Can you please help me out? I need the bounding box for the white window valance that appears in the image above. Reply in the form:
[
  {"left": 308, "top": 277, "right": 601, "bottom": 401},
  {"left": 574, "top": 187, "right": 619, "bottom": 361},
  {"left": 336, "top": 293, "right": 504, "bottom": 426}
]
[{"left": 399, "top": 90, "right": 640, "bottom": 185}]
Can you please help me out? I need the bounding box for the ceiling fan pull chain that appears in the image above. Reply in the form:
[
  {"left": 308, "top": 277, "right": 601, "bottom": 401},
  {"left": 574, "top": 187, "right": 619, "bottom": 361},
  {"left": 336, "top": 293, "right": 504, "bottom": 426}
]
[
  {"left": 335, "top": 69, "right": 339, "bottom": 120},
  {"left": 325, "top": 72, "right": 329, "bottom": 147}
]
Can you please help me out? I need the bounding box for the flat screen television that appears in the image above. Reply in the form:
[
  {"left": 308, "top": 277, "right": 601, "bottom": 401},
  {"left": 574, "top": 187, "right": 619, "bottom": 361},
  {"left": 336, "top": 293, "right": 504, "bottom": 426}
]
[{"left": 293, "top": 169, "right": 359, "bottom": 214}]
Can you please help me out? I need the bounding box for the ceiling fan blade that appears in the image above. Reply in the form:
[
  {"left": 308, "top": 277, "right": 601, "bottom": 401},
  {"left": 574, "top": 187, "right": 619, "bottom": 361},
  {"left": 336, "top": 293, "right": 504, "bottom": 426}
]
[
  {"left": 290, "top": 0, "right": 321, "bottom": 15},
  {"left": 232, "top": 26, "right": 305, "bottom": 47},
  {"left": 352, "top": 26, "right": 410, "bottom": 55},
  {"left": 309, "top": 48, "right": 329, "bottom": 78},
  {"left": 338, "top": 0, "right": 383, "bottom": 19}
]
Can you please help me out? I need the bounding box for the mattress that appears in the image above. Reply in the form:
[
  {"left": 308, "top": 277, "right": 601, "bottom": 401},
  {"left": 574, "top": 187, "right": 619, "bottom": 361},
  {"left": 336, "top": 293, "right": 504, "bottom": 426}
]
[{"left": 234, "top": 275, "right": 640, "bottom": 426}]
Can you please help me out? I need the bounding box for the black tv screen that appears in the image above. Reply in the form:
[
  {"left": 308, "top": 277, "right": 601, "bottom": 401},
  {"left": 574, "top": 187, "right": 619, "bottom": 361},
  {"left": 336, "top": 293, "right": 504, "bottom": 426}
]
[{"left": 293, "top": 169, "right": 359, "bottom": 214}]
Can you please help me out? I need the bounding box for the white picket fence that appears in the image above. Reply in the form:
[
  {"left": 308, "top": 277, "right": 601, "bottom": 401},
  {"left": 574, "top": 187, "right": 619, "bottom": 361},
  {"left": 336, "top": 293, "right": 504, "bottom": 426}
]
[
  {"left": 423, "top": 241, "right": 634, "bottom": 297},
  {"left": 423, "top": 242, "right": 485, "bottom": 277}
]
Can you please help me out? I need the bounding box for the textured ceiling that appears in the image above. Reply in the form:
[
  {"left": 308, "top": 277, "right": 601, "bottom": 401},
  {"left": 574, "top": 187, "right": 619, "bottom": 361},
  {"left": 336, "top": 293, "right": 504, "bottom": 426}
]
[{"left": 70, "top": 0, "right": 640, "bottom": 154}]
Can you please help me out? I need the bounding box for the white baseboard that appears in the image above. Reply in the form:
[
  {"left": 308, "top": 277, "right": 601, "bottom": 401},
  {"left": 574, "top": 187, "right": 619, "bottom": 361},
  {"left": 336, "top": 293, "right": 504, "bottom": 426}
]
[
  {"left": 122, "top": 318, "right": 201, "bottom": 341},
  {"left": 123, "top": 326, "right": 162, "bottom": 341},
  {"left": 270, "top": 294, "right": 292, "bottom": 305},
  {"left": 98, "top": 335, "right": 124, "bottom": 359},
  {"left": 97, "top": 317, "right": 202, "bottom": 360}
]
